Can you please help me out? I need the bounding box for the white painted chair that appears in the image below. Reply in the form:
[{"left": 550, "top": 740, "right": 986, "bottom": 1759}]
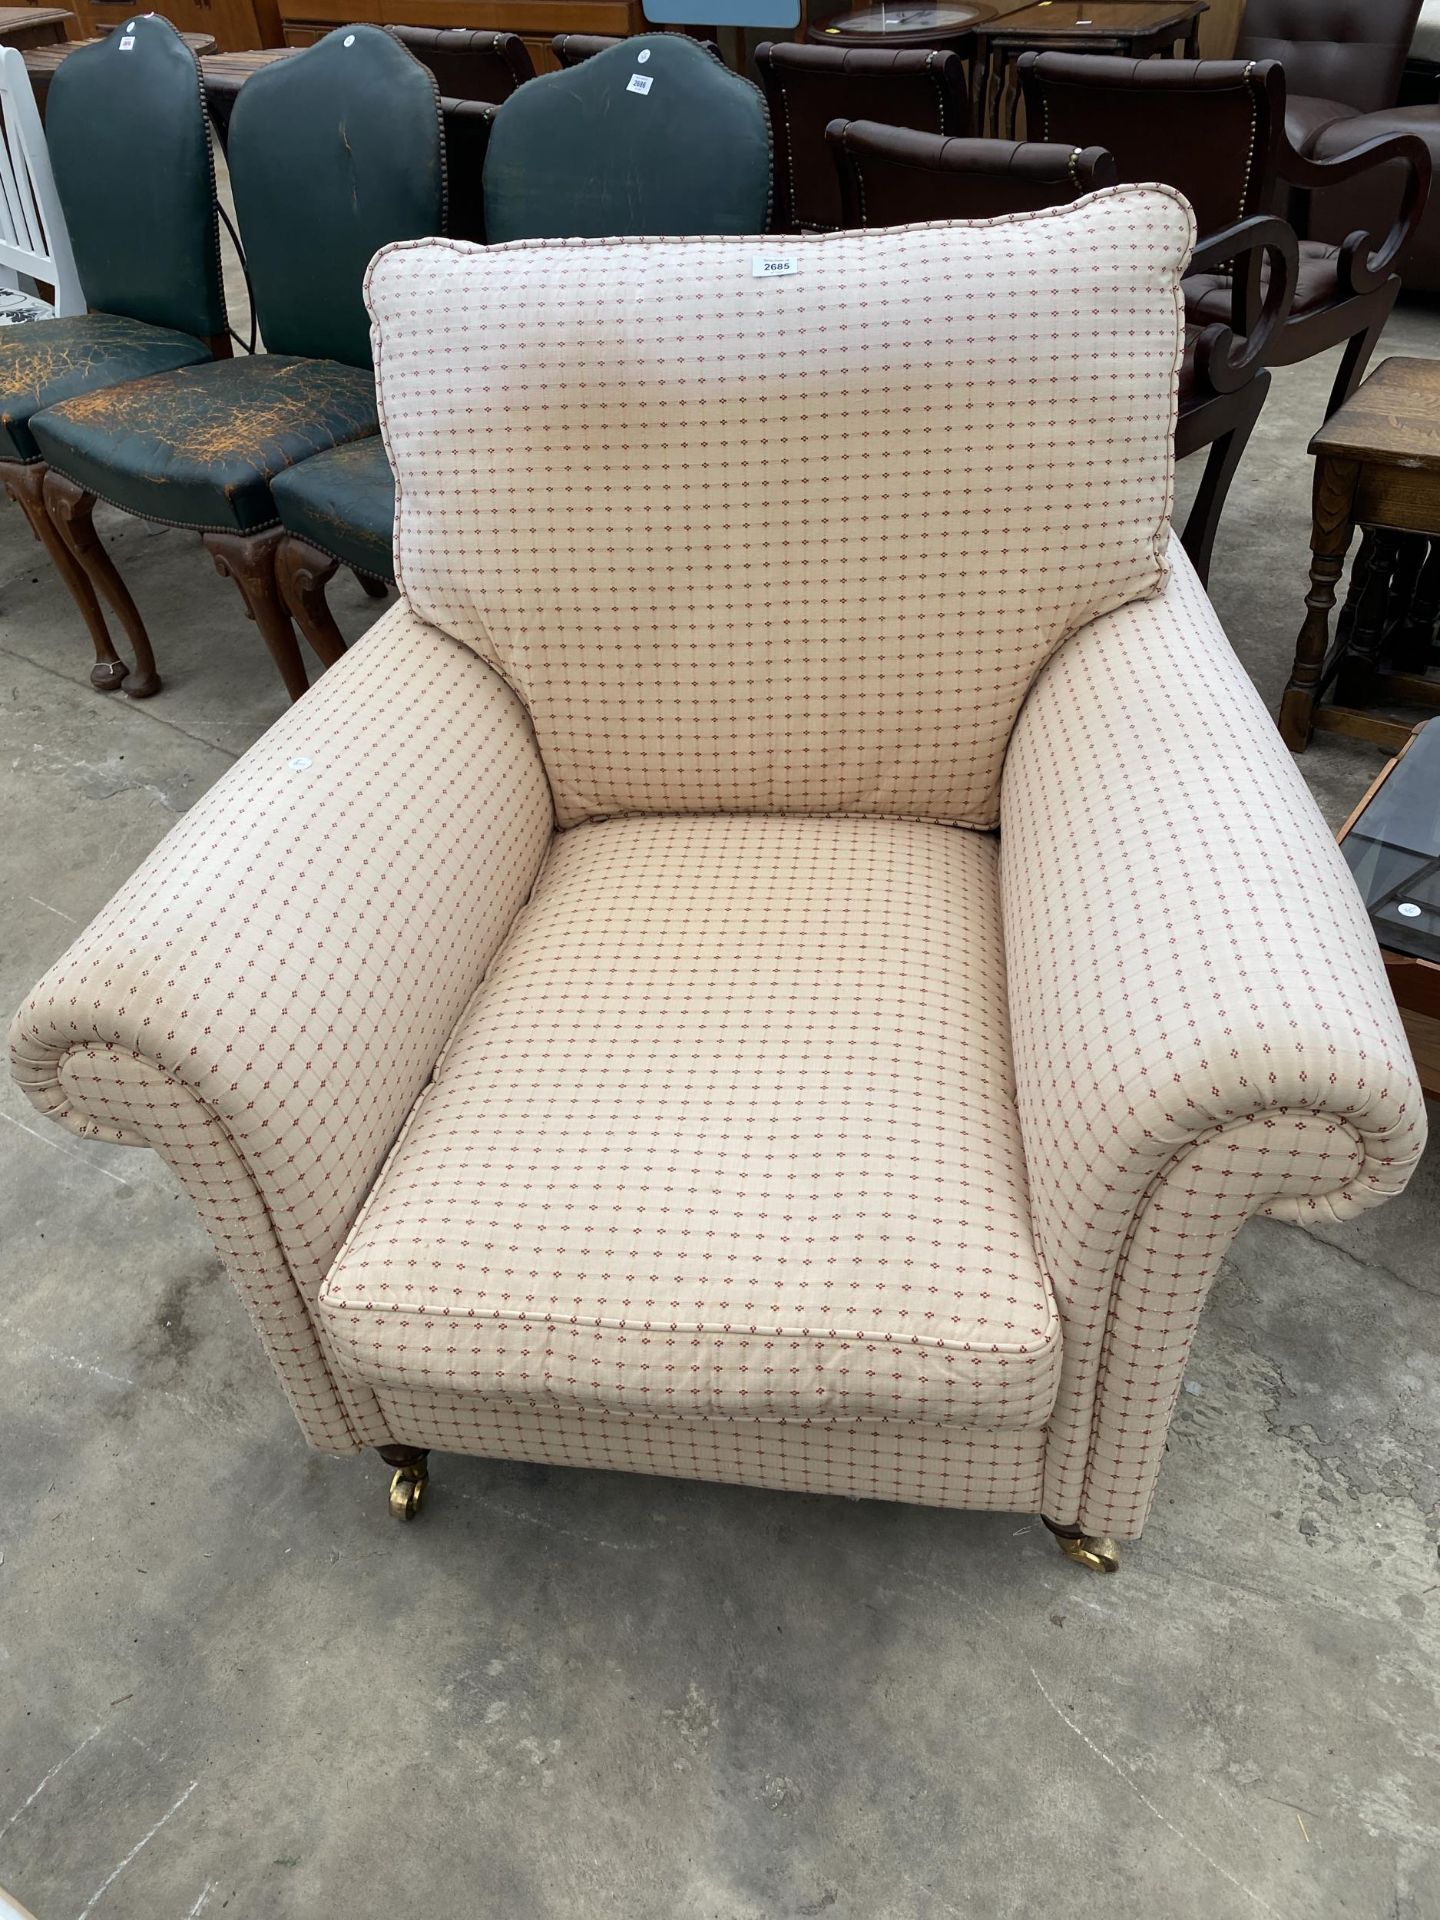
[{"left": 0, "top": 45, "right": 81, "bottom": 319}]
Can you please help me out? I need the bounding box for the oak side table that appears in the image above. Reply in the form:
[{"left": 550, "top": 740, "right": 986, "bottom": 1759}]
[{"left": 1281, "top": 356, "right": 1440, "bottom": 754}]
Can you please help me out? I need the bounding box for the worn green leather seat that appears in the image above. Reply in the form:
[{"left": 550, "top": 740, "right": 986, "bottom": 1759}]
[
  {"left": 32, "top": 357, "right": 378, "bottom": 534},
  {"left": 0, "top": 316, "right": 212, "bottom": 466},
  {"left": 33, "top": 25, "right": 443, "bottom": 540},
  {"left": 270, "top": 436, "right": 395, "bottom": 581},
  {"left": 0, "top": 16, "right": 227, "bottom": 466},
  {"left": 483, "top": 34, "right": 772, "bottom": 241}
]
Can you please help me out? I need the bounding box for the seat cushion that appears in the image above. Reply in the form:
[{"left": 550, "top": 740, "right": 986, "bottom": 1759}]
[
  {"left": 368, "top": 192, "right": 1192, "bottom": 831},
  {"left": 0, "top": 313, "right": 211, "bottom": 465},
  {"left": 29, "top": 355, "right": 378, "bottom": 534},
  {"left": 319, "top": 813, "right": 1061, "bottom": 1429},
  {"left": 1184, "top": 239, "right": 1342, "bottom": 327},
  {"left": 1285, "top": 94, "right": 1362, "bottom": 156},
  {"left": 270, "top": 436, "right": 396, "bottom": 581}
]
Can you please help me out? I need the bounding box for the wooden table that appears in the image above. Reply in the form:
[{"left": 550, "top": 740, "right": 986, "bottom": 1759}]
[
  {"left": 22, "top": 28, "right": 217, "bottom": 112},
  {"left": 0, "top": 6, "right": 72, "bottom": 48},
  {"left": 1336, "top": 718, "right": 1440, "bottom": 1098},
  {"left": 1281, "top": 357, "right": 1440, "bottom": 754},
  {"left": 971, "top": 1, "right": 1208, "bottom": 134},
  {"left": 808, "top": 2, "right": 994, "bottom": 54}
]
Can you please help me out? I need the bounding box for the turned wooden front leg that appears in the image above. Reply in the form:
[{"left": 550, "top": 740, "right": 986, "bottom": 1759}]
[{"left": 1279, "top": 455, "right": 1360, "bottom": 752}]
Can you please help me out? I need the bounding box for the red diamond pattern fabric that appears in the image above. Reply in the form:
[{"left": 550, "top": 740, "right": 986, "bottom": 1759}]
[
  {"left": 366, "top": 187, "right": 1194, "bottom": 830},
  {"left": 320, "top": 812, "right": 1061, "bottom": 1429},
  {"left": 11, "top": 606, "right": 554, "bottom": 1449},
  {"left": 1001, "top": 545, "right": 1427, "bottom": 1535},
  {"left": 9, "top": 209, "right": 1426, "bottom": 1541}
]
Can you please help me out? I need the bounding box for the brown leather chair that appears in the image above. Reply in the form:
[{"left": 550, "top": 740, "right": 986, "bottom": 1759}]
[
  {"left": 552, "top": 33, "right": 723, "bottom": 68},
  {"left": 755, "top": 41, "right": 968, "bottom": 232},
  {"left": 389, "top": 25, "right": 535, "bottom": 102},
  {"left": 1239, "top": 1, "right": 1440, "bottom": 295},
  {"left": 828, "top": 122, "right": 1114, "bottom": 221},
  {"left": 825, "top": 119, "right": 1297, "bottom": 585},
  {"left": 1019, "top": 54, "right": 1430, "bottom": 424},
  {"left": 1236, "top": 0, "right": 1421, "bottom": 154}
]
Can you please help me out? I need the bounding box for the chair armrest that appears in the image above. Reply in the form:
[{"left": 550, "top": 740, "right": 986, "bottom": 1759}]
[
  {"left": 10, "top": 603, "right": 553, "bottom": 1439},
  {"left": 1186, "top": 213, "right": 1297, "bottom": 397},
  {"left": 1279, "top": 129, "right": 1433, "bottom": 292},
  {"left": 1000, "top": 543, "right": 1426, "bottom": 1534}
]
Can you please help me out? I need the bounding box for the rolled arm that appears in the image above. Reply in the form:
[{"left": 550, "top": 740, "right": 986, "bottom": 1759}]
[
  {"left": 10, "top": 602, "right": 554, "bottom": 1447},
  {"left": 1000, "top": 543, "right": 1425, "bottom": 1536}
]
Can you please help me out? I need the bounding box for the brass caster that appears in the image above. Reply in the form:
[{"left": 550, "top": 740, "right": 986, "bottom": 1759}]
[
  {"left": 1044, "top": 1520, "right": 1120, "bottom": 1574},
  {"left": 388, "top": 1464, "right": 427, "bottom": 1521}
]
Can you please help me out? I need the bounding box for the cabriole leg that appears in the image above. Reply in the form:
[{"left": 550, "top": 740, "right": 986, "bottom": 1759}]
[
  {"left": 203, "top": 527, "right": 310, "bottom": 702},
  {"left": 2, "top": 459, "right": 127, "bottom": 689},
  {"left": 378, "top": 1444, "right": 429, "bottom": 1521},
  {"left": 41, "top": 467, "right": 163, "bottom": 697},
  {"left": 274, "top": 534, "right": 347, "bottom": 671}
]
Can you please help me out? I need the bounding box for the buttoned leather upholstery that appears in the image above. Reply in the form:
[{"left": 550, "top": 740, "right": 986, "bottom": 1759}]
[{"left": 1236, "top": 0, "right": 1421, "bottom": 116}]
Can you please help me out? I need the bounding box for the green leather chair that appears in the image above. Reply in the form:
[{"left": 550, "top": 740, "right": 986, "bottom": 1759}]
[
  {"left": 0, "top": 17, "right": 229, "bottom": 697},
  {"left": 30, "top": 25, "right": 445, "bottom": 703},
  {"left": 271, "top": 33, "right": 771, "bottom": 666}
]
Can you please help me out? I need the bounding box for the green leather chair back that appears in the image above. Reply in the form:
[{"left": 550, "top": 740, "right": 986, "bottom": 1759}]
[
  {"left": 227, "top": 25, "right": 446, "bottom": 369},
  {"left": 483, "top": 35, "right": 772, "bottom": 242},
  {"left": 45, "top": 15, "right": 226, "bottom": 344}
]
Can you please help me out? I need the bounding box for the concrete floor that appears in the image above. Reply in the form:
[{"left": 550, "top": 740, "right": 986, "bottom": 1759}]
[{"left": 1, "top": 311, "right": 1438, "bottom": 1920}]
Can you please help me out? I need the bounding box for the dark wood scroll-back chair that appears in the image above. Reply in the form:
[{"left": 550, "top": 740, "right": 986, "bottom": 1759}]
[
  {"left": 28, "top": 25, "right": 446, "bottom": 704},
  {"left": 1018, "top": 54, "right": 1431, "bottom": 429},
  {"left": 388, "top": 25, "right": 535, "bottom": 101},
  {"left": 0, "top": 17, "right": 229, "bottom": 696},
  {"left": 825, "top": 120, "right": 1299, "bottom": 585},
  {"left": 272, "top": 32, "right": 772, "bottom": 667},
  {"left": 756, "top": 40, "right": 969, "bottom": 234}
]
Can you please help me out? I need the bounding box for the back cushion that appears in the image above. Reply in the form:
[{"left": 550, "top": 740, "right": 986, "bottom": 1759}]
[{"left": 367, "top": 188, "right": 1191, "bottom": 829}]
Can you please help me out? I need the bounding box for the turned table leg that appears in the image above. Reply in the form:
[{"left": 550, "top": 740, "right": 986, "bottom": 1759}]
[{"left": 1279, "top": 455, "right": 1359, "bottom": 752}]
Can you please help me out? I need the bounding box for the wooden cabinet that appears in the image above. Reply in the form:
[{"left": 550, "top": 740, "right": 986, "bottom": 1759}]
[
  {"left": 279, "top": 0, "right": 647, "bottom": 71},
  {"left": 1198, "top": 0, "right": 1243, "bottom": 57},
  {"left": 67, "top": 0, "right": 284, "bottom": 51}
]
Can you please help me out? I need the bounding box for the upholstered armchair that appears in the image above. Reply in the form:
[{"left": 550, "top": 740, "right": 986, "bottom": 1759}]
[{"left": 11, "top": 196, "right": 1426, "bottom": 1573}]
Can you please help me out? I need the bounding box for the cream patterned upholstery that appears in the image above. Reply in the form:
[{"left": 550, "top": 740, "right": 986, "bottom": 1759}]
[
  {"left": 369, "top": 196, "right": 1191, "bottom": 829},
  {"left": 10, "top": 192, "right": 1426, "bottom": 1547},
  {"left": 320, "top": 812, "right": 1060, "bottom": 1428}
]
